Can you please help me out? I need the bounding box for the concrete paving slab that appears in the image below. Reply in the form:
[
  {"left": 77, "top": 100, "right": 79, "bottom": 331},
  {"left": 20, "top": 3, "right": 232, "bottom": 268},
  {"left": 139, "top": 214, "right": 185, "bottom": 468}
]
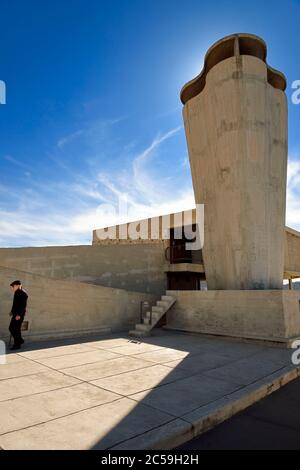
[
  {"left": 193, "top": 339, "right": 267, "bottom": 359},
  {"left": 162, "top": 332, "right": 267, "bottom": 353},
  {"left": 0, "top": 358, "right": 49, "bottom": 380},
  {"left": 116, "top": 365, "right": 300, "bottom": 450},
  {"left": 130, "top": 373, "right": 241, "bottom": 417},
  {"left": 164, "top": 350, "right": 236, "bottom": 373},
  {"left": 132, "top": 348, "right": 194, "bottom": 364},
  {"left": 91, "top": 364, "right": 189, "bottom": 396},
  {"left": 0, "top": 382, "right": 121, "bottom": 435},
  {"left": 84, "top": 337, "right": 133, "bottom": 350},
  {"left": 143, "top": 333, "right": 208, "bottom": 349},
  {"left": 0, "top": 370, "right": 81, "bottom": 402},
  {"left": 61, "top": 356, "right": 155, "bottom": 381},
  {"left": 34, "top": 349, "right": 121, "bottom": 370},
  {"left": 250, "top": 348, "right": 292, "bottom": 367},
  {"left": 0, "top": 332, "right": 297, "bottom": 450},
  {"left": 106, "top": 342, "right": 165, "bottom": 356},
  {"left": 181, "top": 365, "right": 300, "bottom": 438},
  {"left": 2, "top": 353, "right": 31, "bottom": 364},
  {"left": 0, "top": 397, "right": 174, "bottom": 450},
  {"left": 18, "top": 343, "right": 97, "bottom": 360},
  {"left": 203, "top": 355, "right": 289, "bottom": 386}
]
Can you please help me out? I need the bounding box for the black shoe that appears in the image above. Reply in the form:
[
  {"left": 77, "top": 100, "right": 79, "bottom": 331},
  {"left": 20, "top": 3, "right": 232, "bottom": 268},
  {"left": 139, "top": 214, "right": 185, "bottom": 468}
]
[{"left": 10, "top": 345, "right": 21, "bottom": 351}]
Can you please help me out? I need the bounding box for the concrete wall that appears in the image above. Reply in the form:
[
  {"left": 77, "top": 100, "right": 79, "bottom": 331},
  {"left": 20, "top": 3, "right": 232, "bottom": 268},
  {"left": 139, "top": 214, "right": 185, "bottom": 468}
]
[
  {"left": 166, "top": 290, "right": 300, "bottom": 343},
  {"left": 0, "top": 228, "right": 297, "bottom": 298},
  {"left": 94, "top": 205, "right": 300, "bottom": 277},
  {"left": 92, "top": 209, "right": 197, "bottom": 244},
  {"left": 0, "top": 243, "right": 167, "bottom": 296},
  {"left": 182, "top": 37, "right": 287, "bottom": 290},
  {"left": 284, "top": 228, "right": 300, "bottom": 276},
  {"left": 0, "top": 265, "right": 155, "bottom": 342}
]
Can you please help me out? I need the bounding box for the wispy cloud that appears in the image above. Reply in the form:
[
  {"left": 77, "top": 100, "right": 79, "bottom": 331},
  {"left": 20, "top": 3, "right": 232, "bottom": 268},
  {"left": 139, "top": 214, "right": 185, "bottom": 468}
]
[
  {"left": 94, "top": 125, "right": 195, "bottom": 224},
  {"left": 2, "top": 119, "right": 299, "bottom": 248},
  {"left": 57, "top": 130, "right": 84, "bottom": 149},
  {"left": 57, "top": 117, "right": 126, "bottom": 149},
  {"left": 4, "top": 155, "right": 31, "bottom": 174},
  {"left": 0, "top": 122, "right": 193, "bottom": 247}
]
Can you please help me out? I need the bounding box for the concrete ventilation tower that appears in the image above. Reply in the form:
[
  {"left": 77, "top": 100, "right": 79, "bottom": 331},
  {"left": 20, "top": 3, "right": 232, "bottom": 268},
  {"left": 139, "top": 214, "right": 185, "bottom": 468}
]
[{"left": 181, "top": 33, "right": 287, "bottom": 290}]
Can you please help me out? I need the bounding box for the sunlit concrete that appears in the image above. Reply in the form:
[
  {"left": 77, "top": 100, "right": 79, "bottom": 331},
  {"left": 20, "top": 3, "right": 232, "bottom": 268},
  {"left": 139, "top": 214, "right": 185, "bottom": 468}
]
[
  {"left": 182, "top": 33, "right": 288, "bottom": 290},
  {"left": 0, "top": 331, "right": 297, "bottom": 450}
]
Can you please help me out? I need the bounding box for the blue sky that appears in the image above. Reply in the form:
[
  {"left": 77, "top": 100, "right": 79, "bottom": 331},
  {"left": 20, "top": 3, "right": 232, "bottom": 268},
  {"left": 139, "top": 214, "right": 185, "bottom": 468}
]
[{"left": 0, "top": 0, "right": 300, "bottom": 247}]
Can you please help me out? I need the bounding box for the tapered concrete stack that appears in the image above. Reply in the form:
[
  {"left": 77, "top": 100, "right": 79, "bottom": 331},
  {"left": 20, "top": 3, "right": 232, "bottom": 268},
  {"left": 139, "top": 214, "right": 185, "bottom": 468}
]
[
  {"left": 182, "top": 33, "right": 287, "bottom": 290},
  {"left": 166, "top": 33, "right": 300, "bottom": 345}
]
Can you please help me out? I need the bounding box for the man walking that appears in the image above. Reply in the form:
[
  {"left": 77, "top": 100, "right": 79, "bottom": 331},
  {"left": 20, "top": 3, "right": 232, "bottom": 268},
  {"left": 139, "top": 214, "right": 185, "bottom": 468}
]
[{"left": 9, "top": 280, "right": 28, "bottom": 350}]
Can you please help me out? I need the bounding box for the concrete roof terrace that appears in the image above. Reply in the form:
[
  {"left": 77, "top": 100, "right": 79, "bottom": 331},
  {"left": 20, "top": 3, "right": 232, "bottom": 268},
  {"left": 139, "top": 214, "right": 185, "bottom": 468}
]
[{"left": 0, "top": 330, "right": 298, "bottom": 450}]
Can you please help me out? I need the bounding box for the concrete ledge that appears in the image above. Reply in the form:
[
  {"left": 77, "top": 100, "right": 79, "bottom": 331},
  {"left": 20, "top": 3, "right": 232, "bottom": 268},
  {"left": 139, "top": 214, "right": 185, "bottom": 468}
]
[
  {"left": 164, "top": 326, "right": 300, "bottom": 349},
  {"left": 164, "top": 263, "right": 205, "bottom": 273},
  {"left": 112, "top": 365, "right": 300, "bottom": 450}
]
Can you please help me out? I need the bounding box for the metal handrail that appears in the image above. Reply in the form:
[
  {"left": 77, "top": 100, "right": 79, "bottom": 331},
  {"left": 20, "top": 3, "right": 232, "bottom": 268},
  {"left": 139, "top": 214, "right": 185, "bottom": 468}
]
[
  {"left": 165, "top": 243, "right": 193, "bottom": 264},
  {"left": 165, "top": 245, "right": 171, "bottom": 262}
]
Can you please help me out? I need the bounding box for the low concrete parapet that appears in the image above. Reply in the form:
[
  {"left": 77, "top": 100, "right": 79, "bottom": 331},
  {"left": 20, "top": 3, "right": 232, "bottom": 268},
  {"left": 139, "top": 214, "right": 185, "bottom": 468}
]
[
  {"left": 0, "top": 265, "right": 155, "bottom": 342},
  {"left": 165, "top": 290, "right": 300, "bottom": 346}
]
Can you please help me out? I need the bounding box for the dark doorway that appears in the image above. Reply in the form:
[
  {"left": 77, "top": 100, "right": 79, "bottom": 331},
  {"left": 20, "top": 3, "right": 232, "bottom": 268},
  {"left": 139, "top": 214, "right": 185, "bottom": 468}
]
[{"left": 165, "top": 226, "right": 192, "bottom": 264}]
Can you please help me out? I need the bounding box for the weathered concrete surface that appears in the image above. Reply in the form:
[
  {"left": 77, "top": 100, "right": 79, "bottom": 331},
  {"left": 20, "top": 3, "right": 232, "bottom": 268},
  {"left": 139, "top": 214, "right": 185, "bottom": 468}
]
[
  {"left": 166, "top": 290, "right": 300, "bottom": 344},
  {"left": 284, "top": 227, "right": 300, "bottom": 278},
  {"left": 0, "top": 331, "right": 297, "bottom": 450},
  {"left": 0, "top": 220, "right": 298, "bottom": 296},
  {"left": 0, "top": 265, "right": 155, "bottom": 342},
  {"left": 0, "top": 243, "right": 167, "bottom": 296},
  {"left": 93, "top": 209, "right": 197, "bottom": 245},
  {"left": 182, "top": 34, "right": 288, "bottom": 290}
]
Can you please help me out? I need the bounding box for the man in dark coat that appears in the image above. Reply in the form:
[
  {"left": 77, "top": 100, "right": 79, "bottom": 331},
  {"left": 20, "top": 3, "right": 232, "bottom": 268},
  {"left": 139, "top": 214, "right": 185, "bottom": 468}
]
[{"left": 9, "top": 280, "right": 28, "bottom": 350}]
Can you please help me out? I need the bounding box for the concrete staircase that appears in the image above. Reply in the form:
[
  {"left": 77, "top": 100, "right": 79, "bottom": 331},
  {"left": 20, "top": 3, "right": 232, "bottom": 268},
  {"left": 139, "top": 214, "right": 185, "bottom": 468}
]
[{"left": 129, "top": 291, "right": 176, "bottom": 338}]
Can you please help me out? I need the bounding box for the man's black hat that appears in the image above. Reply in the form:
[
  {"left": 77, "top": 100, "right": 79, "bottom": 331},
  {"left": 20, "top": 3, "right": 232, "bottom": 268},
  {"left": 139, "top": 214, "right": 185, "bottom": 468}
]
[{"left": 10, "top": 280, "right": 22, "bottom": 287}]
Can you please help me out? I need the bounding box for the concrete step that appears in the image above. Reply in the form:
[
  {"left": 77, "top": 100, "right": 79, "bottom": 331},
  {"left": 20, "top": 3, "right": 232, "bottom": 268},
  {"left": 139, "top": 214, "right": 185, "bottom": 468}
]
[
  {"left": 144, "top": 316, "right": 160, "bottom": 327},
  {"left": 157, "top": 300, "right": 171, "bottom": 308},
  {"left": 162, "top": 295, "right": 175, "bottom": 302},
  {"left": 144, "top": 311, "right": 160, "bottom": 321},
  {"left": 166, "top": 290, "right": 177, "bottom": 296},
  {"left": 152, "top": 306, "right": 164, "bottom": 314},
  {"left": 135, "top": 323, "right": 152, "bottom": 332}
]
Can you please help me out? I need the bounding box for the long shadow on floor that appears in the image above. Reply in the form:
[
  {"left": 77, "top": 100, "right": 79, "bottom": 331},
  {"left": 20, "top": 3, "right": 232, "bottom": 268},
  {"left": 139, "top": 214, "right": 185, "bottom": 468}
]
[
  {"left": 2, "top": 330, "right": 293, "bottom": 450},
  {"left": 178, "top": 376, "right": 300, "bottom": 450},
  {"left": 82, "top": 332, "right": 290, "bottom": 450}
]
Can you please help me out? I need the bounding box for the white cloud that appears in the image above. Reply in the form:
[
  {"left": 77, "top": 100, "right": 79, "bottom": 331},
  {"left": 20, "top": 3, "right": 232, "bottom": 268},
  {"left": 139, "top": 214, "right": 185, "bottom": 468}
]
[
  {"left": 2, "top": 124, "right": 299, "bottom": 248},
  {"left": 0, "top": 125, "right": 194, "bottom": 247},
  {"left": 57, "top": 117, "right": 126, "bottom": 149}
]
